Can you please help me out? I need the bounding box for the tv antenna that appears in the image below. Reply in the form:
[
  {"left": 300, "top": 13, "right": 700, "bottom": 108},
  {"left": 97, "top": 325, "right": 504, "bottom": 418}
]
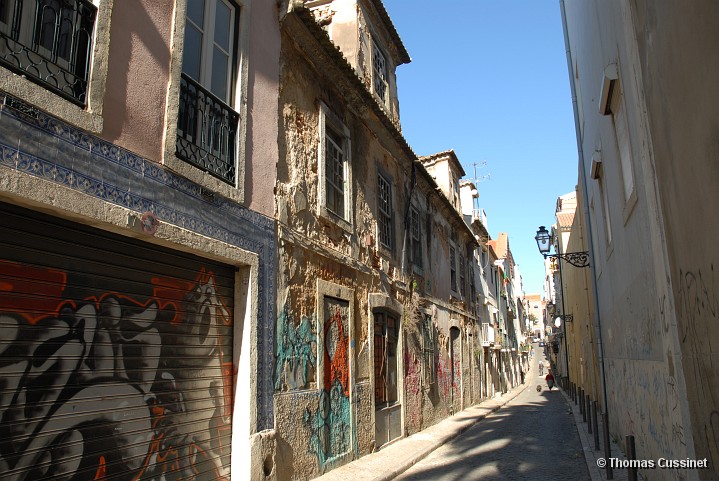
[{"left": 471, "top": 161, "right": 491, "bottom": 186}]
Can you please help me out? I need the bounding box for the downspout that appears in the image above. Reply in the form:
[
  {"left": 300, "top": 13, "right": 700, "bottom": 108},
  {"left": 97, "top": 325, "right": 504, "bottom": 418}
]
[
  {"left": 559, "top": 0, "right": 614, "bottom": 477},
  {"left": 400, "top": 161, "right": 417, "bottom": 279}
]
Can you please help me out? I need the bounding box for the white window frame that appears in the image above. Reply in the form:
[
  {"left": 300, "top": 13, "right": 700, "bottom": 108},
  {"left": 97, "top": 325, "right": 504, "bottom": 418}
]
[
  {"left": 164, "top": 0, "right": 251, "bottom": 202},
  {"left": 318, "top": 102, "right": 352, "bottom": 231},
  {"left": 183, "top": 0, "right": 236, "bottom": 103},
  {"left": 0, "top": 0, "right": 111, "bottom": 133},
  {"left": 377, "top": 170, "right": 393, "bottom": 251}
]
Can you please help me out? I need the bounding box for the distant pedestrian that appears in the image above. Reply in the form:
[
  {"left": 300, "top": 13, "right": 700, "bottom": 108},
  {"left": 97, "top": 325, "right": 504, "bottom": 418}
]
[
  {"left": 545, "top": 370, "right": 555, "bottom": 391},
  {"left": 520, "top": 369, "right": 525, "bottom": 384}
]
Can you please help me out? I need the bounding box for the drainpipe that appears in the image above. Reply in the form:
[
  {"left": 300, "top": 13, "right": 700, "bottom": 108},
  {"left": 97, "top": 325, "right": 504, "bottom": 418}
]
[
  {"left": 559, "top": 0, "right": 613, "bottom": 477},
  {"left": 400, "top": 161, "right": 418, "bottom": 278}
]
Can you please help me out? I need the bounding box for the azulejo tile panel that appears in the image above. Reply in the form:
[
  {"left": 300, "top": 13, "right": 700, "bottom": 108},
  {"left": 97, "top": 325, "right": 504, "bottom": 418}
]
[{"left": 0, "top": 91, "right": 277, "bottom": 429}]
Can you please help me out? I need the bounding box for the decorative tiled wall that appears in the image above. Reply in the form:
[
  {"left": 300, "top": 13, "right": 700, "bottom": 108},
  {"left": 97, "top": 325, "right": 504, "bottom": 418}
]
[{"left": 0, "top": 92, "right": 277, "bottom": 430}]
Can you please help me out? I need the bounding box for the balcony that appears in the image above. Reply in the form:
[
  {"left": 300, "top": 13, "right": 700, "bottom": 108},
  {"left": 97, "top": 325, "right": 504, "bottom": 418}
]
[
  {"left": 176, "top": 73, "right": 239, "bottom": 185},
  {"left": 0, "top": 0, "right": 96, "bottom": 106}
]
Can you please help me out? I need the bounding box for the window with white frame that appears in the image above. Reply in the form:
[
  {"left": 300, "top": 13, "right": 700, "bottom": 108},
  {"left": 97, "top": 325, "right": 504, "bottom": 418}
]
[
  {"left": 317, "top": 103, "right": 352, "bottom": 226},
  {"left": 325, "top": 127, "right": 346, "bottom": 217},
  {"left": 377, "top": 172, "right": 393, "bottom": 250},
  {"left": 372, "top": 39, "right": 388, "bottom": 104},
  {"left": 410, "top": 206, "right": 422, "bottom": 268},
  {"left": 176, "top": 0, "right": 240, "bottom": 184},
  {"left": 182, "top": 0, "right": 235, "bottom": 102}
]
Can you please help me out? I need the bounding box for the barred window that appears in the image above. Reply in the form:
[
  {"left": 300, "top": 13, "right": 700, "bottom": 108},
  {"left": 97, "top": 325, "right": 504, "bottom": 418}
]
[
  {"left": 372, "top": 40, "right": 388, "bottom": 103},
  {"left": 377, "top": 173, "right": 393, "bottom": 249}
]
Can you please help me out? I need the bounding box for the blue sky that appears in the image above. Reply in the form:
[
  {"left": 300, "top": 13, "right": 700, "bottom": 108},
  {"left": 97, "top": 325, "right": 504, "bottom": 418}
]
[{"left": 383, "top": 0, "right": 579, "bottom": 296}]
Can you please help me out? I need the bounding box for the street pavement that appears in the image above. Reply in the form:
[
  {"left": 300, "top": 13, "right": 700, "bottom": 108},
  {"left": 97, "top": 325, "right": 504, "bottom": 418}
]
[
  {"left": 312, "top": 347, "right": 632, "bottom": 481},
  {"left": 394, "top": 351, "right": 589, "bottom": 481}
]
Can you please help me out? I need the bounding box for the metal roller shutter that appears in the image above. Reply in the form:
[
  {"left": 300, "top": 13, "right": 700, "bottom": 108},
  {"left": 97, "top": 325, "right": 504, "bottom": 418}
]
[{"left": 0, "top": 201, "right": 235, "bottom": 481}]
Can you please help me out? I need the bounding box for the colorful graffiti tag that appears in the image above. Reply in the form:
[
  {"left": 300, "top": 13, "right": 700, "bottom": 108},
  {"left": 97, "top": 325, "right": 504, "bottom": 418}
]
[
  {"left": 275, "top": 308, "right": 317, "bottom": 391},
  {"left": 0, "top": 260, "right": 233, "bottom": 481},
  {"left": 304, "top": 300, "right": 352, "bottom": 468}
]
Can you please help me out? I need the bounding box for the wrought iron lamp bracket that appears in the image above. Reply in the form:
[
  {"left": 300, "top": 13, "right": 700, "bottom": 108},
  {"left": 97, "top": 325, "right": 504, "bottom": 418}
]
[{"left": 544, "top": 251, "right": 590, "bottom": 268}]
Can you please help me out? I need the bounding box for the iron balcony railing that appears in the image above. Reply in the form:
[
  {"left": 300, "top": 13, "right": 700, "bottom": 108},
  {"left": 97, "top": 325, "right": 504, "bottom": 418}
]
[
  {"left": 0, "top": 0, "right": 96, "bottom": 106},
  {"left": 176, "top": 73, "right": 239, "bottom": 185}
]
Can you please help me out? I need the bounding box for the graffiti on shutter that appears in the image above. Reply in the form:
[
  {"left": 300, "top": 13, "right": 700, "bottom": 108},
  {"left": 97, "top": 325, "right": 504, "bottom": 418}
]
[{"left": 0, "top": 259, "right": 234, "bottom": 481}]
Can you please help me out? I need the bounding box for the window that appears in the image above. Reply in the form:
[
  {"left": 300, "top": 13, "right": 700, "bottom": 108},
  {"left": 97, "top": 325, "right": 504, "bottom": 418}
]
[
  {"left": 325, "top": 127, "right": 346, "bottom": 217},
  {"left": 176, "top": 0, "right": 240, "bottom": 185},
  {"left": 450, "top": 245, "right": 457, "bottom": 293},
  {"left": 451, "top": 174, "right": 460, "bottom": 209},
  {"left": 469, "top": 258, "right": 476, "bottom": 304},
  {"left": 372, "top": 39, "right": 388, "bottom": 104},
  {"left": 0, "top": 0, "right": 97, "bottom": 106},
  {"left": 374, "top": 311, "right": 398, "bottom": 405},
  {"left": 610, "top": 82, "right": 635, "bottom": 203},
  {"left": 422, "top": 314, "right": 435, "bottom": 385},
  {"left": 410, "top": 207, "right": 422, "bottom": 268},
  {"left": 377, "top": 173, "right": 393, "bottom": 250},
  {"left": 599, "top": 175, "right": 612, "bottom": 245},
  {"left": 317, "top": 104, "right": 351, "bottom": 226},
  {"left": 459, "top": 252, "right": 466, "bottom": 299}
]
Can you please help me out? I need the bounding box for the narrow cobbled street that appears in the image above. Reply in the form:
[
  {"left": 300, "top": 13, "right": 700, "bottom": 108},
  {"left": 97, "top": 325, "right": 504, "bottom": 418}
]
[{"left": 395, "top": 348, "right": 590, "bottom": 481}]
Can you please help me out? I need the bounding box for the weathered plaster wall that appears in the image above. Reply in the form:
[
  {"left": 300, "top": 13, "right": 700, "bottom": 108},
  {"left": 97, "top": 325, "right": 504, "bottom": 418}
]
[
  {"left": 630, "top": 1, "right": 719, "bottom": 476},
  {"left": 277, "top": 11, "right": 483, "bottom": 478},
  {"left": 273, "top": 248, "right": 367, "bottom": 480},
  {"left": 564, "top": 1, "right": 696, "bottom": 478}
]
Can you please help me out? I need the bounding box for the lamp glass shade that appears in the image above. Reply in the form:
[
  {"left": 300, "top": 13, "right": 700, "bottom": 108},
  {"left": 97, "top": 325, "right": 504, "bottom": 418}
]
[
  {"left": 554, "top": 317, "right": 562, "bottom": 328},
  {"left": 535, "top": 226, "right": 551, "bottom": 255}
]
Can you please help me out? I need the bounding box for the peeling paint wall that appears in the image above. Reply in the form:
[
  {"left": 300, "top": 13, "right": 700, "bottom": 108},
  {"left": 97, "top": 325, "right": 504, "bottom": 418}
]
[{"left": 277, "top": 6, "right": 487, "bottom": 478}]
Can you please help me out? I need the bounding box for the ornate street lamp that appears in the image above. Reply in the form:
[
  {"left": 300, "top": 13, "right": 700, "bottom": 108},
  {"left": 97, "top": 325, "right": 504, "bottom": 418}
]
[
  {"left": 535, "top": 225, "right": 590, "bottom": 268},
  {"left": 535, "top": 225, "right": 590, "bottom": 387}
]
